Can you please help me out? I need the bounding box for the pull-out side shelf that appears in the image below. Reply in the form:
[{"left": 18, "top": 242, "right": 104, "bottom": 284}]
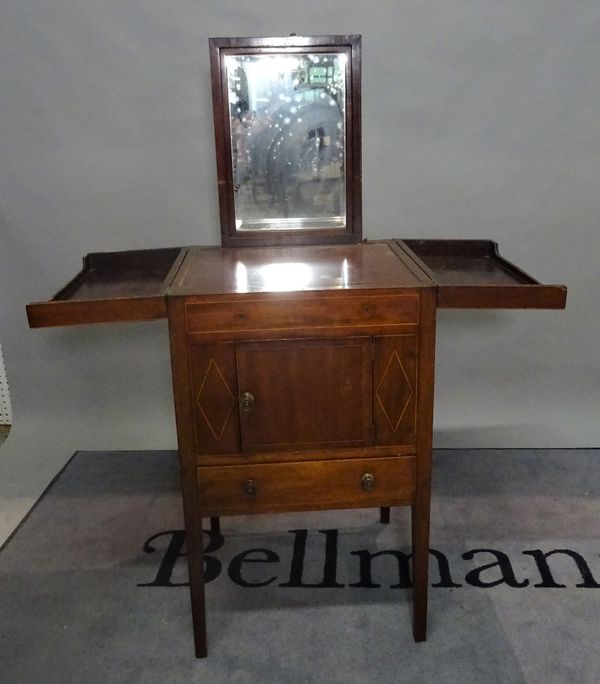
[
  {"left": 396, "top": 239, "right": 567, "bottom": 309},
  {"left": 26, "top": 248, "right": 187, "bottom": 328}
]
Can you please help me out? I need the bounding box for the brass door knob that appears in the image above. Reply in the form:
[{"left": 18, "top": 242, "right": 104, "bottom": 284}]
[
  {"left": 240, "top": 392, "right": 255, "bottom": 411},
  {"left": 244, "top": 479, "right": 257, "bottom": 496},
  {"left": 361, "top": 473, "right": 376, "bottom": 492}
]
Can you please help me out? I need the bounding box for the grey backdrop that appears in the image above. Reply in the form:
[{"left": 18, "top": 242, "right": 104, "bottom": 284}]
[{"left": 1, "top": 1, "right": 599, "bottom": 543}]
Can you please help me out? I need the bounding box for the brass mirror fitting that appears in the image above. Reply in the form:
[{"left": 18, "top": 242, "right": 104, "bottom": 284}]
[
  {"left": 361, "top": 473, "right": 375, "bottom": 492},
  {"left": 240, "top": 392, "right": 255, "bottom": 411}
]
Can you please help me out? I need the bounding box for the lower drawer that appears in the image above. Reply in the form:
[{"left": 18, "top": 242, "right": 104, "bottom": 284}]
[{"left": 197, "top": 456, "right": 415, "bottom": 516}]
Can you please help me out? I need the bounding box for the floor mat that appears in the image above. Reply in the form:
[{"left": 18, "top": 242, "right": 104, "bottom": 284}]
[{"left": 1, "top": 449, "right": 598, "bottom": 683}]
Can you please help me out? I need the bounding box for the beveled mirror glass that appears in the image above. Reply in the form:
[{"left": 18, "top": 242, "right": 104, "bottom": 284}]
[{"left": 210, "top": 36, "right": 361, "bottom": 247}]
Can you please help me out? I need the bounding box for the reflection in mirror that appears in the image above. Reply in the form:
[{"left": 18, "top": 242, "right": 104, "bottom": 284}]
[{"left": 226, "top": 53, "right": 346, "bottom": 231}]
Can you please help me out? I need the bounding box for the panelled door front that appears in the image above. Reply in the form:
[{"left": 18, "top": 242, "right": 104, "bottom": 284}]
[{"left": 236, "top": 337, "right": 373, "bottom": 452}]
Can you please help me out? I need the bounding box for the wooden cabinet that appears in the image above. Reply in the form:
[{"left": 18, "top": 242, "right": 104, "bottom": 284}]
[
  {"left": 27, "top": 238, "right": 566, "bottom": 657},
  {"left": 163, "top": 242, "right": 438, "bottom": 656}
]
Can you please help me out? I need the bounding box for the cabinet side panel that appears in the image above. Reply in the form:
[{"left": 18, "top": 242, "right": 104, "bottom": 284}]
[
  {"left": 373, "top": 335, "right": 418, "bottom": 446},
  {"left": 189, "top": 343, "right": 240, "bottom": 456}
]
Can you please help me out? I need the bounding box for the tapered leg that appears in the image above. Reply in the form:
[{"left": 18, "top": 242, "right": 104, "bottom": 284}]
[
  {"left": 411, "top": 288, "right": 436, "bottom": 643},
  {"left": 168, "top": 299, "right": 210, "bottom": 657},
  {"left": 379, "top": 507, "right": 390, "bottom": 524},
  {"left": 210, "top": 516, "right": 221, "bottom": 537},
  {"left": 411, "top": 502, "right": 429, "bottom": 641},
  {"left": 185, "top": 521, "right": 207, "bottom": 657},
  {"left": 186, "top": 520, "right": 208, "bottom": 657}
]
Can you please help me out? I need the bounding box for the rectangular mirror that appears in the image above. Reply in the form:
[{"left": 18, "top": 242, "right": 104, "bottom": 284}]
[{"left": 210, "top": 35, "right": 362, "bottom": 247}]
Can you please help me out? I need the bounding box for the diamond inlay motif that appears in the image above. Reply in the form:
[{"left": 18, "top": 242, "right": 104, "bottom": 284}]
[
  {"left": 196, "top": 359, "right": 235, "bottom": 441},
  {"left": 376, "top": 351, "right": 414, "bottom": 432}
]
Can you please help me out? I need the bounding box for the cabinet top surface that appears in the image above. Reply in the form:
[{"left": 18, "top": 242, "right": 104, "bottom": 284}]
[{"left": 170, "top": 242, "right": 425, "bottom": 296}]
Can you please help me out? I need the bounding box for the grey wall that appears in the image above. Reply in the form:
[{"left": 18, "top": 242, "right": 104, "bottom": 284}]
[{"left": 1, "top": 1, "right": 599, "bottom": 541}]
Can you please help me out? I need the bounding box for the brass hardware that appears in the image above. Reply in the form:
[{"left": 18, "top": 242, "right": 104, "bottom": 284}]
[
  {"left": 361, "top": 473, "right": 375, "bottom": 492},
  {"left": 244, "top": 479, "right": 257, "bottom": 496},
  {"left": 240, "top": 391, "right": 255, "bottom": 411}
]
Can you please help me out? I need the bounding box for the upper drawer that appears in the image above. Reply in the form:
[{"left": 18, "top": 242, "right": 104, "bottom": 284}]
[
  {"left": 397, "top": 239, "right": 567, "bottom": 309},
  {"left": 185, "top": 292, "right": 420, "bottom": 338},
  {"left": 27, "top": 248, "right": 186, "bottom": 328}
]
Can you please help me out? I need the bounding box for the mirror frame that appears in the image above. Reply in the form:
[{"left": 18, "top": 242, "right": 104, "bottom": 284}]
[{"left": 209, "top": 34, "right": 362, "bottom": 248}]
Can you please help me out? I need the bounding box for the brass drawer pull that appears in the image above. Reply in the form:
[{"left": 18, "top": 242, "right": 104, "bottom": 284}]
[
  {"left": 361, "top": 473, "right": 375, "bottom": 492},
  {"left": 240, "top": 392, "right": 255, "bottom": 411},
  {"left": 243, "top": 479, "right": 257, "bottom": 496}
]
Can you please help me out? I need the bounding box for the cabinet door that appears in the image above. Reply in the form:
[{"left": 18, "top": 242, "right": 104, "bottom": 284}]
[{"left": 236, "top": 338, "right": 372, "bottom": 452}]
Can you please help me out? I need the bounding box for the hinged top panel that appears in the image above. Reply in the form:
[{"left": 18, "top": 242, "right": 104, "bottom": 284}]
[
  {"left": 27, "top": 247, "right": 186, "bottom": 328},
  {"left": 170, "top": 242, "right": 425, "bottom": 297},
  {"left": 397, "top": 239, "right": 567, "bottom": 309}
]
